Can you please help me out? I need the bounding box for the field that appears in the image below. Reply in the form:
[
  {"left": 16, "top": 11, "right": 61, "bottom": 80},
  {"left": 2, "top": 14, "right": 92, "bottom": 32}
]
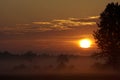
[{"left": 0, "top": 54, "right": 120, "bottom": 80}]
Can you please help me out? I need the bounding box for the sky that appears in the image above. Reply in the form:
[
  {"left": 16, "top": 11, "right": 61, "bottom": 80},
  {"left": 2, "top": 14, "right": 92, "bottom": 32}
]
[{"left": 0, "top": 0, "right": 120, "bottom": 55}]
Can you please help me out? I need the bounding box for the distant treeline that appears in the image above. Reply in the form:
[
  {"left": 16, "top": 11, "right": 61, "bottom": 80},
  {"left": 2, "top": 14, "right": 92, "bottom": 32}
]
[{"left": 0, "top": 51, "right": 78, "bottom": 59}]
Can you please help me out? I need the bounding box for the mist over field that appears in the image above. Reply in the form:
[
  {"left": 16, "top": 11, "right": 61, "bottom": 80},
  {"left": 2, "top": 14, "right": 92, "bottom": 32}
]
[{"left": 0, "top": 52, "right": 117, "bottom": 75}]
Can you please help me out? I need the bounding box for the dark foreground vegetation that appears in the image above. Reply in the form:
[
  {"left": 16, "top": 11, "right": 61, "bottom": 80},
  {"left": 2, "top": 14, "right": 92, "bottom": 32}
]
[{"left": 0, "top": 74, "right": 120, "bottom": 80}]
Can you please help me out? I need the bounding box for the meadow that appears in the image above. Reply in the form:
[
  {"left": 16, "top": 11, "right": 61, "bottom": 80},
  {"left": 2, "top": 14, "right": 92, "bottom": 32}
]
[{"left": 0, "top": 51, "right": 119, "bottom": 80}]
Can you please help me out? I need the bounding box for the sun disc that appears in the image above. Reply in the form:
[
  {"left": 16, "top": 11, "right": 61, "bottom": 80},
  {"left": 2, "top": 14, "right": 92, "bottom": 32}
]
[{"left": 79, "top": 39, "right": 91, "bottom": 48}]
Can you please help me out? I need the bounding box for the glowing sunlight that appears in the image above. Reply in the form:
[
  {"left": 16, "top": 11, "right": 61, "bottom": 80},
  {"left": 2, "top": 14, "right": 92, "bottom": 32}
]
[{"left": 79, "top": 39, "right": 92, "bottom": 48}]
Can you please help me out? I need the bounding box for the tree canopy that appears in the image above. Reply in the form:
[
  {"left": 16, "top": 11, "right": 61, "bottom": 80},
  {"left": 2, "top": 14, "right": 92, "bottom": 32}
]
[{"left": 93, "top": 2, "right": 120, "bottom": 69}]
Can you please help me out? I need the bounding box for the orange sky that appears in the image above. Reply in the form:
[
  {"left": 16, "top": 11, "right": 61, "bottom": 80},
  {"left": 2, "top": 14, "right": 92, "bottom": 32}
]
[{"left": 0, "top": 0, "right": 119, "bottom": 55}]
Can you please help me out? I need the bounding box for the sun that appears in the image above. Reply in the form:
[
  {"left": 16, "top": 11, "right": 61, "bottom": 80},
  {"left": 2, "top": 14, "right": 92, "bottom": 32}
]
[{"left": 79, "top": 39, "right": 92, "bottom": 48}]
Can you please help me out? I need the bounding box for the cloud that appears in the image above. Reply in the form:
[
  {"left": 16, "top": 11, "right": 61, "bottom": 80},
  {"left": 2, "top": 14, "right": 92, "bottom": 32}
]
[
  {"left": 51, "top": 18, "right": 96, "bottom": 29},
  {"left": 0, "top": 16, "right": 98, "bottom": 35},
  {"left": 32, "top": 22, "right": 51, "bottom": 25},
  {"left": 88, "top": 16, "right": 99, "bottom": 19},
  {"left": 52, "top": 19, "right": 81, "bottom": 26},
  {"left": 71, "top": 16, "right": 99, "bottom": 22},
  {"left": 79, "top": 22, "right": 96, "bottom": 25},
  {"left": 16, "top": 24, "right": 30, "bottom": 26}
]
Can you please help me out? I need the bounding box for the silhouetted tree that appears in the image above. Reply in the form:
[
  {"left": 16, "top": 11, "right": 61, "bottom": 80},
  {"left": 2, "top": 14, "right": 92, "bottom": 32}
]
[
  {"left": 21, "top": 51, "right": 37, "bottom": 62},
  {"left": 93, "top": 2, "right": 120, "bottom": 69},
  {"left": 22, "top": 51, "right": 37, "bottom": 57},
  {"left": 0, "top": 51, "right": 13, "bottom": 58}
]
